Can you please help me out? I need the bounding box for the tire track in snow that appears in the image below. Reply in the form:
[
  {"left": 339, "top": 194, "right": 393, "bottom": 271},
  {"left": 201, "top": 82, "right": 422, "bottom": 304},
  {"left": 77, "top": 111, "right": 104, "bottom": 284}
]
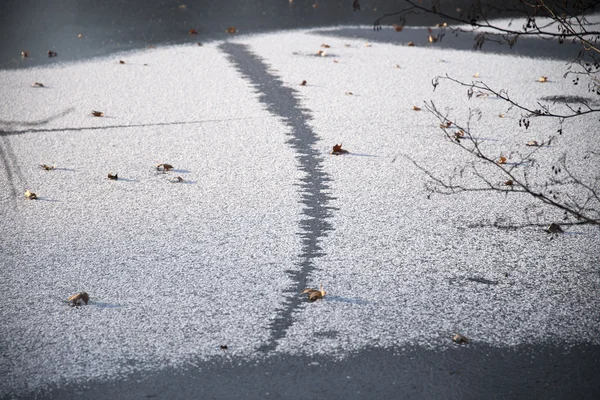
[{"left": 219, "top": 42, "right": 336, "bottom": 352}]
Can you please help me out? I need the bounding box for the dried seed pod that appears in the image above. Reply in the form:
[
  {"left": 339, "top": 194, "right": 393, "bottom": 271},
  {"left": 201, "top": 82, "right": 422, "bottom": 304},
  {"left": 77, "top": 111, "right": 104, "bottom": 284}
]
[
  {"left": 24, "top": 190, "right": 37, "bottom": 200},
  {"left": 330, "top": 143, "right": 349, "bottom": 155},
  {"left": 48, "top": 50, "right": 58, "bottom": 58},
  {"left": 301, "top": 283, "right": 326, "bottom": 302},
  {"left": 32, "top": 82, "right": 45, "bottom": 87},
  {"left": 546, "top": 223, "right": 563, "bottom": 234},
  {"left": 91, "top": 111, "right": 104, "bottom": 117},
  {"left": 107, "top": 173, "right": 118, "bottom": 180},
  {"left": 300, "top": 80, "right": 307, "bottom": 86},
  {"left": 452, "top": 334, "right": 469, "bottom": 344},
  {"left": 68, "top": 292, "right": 90, "bottom": 306},
  {"left": 156, "top": 163, "right": 174, "bottom": 172}
]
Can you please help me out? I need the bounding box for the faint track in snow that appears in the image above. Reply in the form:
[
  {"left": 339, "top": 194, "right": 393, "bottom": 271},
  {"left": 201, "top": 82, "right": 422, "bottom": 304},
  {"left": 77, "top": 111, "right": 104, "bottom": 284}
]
[{"left": 220, "top": 42, "right": 336, "bottom": 352}]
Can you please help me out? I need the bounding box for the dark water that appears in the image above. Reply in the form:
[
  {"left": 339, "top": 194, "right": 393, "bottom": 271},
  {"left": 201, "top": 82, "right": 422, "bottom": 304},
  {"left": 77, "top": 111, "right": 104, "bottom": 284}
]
[
  {"left": 1, "top": 0, "right": 498, "bottom": 70},
  {"left": 32, "top": 343, "right": 600, "bottom": 400}
]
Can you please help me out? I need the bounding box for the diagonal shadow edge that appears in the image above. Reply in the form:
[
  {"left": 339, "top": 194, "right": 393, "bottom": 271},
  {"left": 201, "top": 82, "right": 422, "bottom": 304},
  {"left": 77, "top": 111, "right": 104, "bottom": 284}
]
[{"left": 219, "top": 41, "right": 336, "bottom": 353}]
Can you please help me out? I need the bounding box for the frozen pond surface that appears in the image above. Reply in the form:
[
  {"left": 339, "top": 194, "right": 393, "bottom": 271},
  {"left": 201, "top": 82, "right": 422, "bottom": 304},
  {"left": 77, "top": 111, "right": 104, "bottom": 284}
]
[{"left": 1, "top": 24, "right": 599, "bottom": 399}]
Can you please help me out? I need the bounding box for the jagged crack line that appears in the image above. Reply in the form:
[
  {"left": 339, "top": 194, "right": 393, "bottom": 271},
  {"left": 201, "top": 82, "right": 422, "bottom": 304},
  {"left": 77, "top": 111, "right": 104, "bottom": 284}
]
[{"left": 219, "top": 42, "right": 336, "bottom": 352}]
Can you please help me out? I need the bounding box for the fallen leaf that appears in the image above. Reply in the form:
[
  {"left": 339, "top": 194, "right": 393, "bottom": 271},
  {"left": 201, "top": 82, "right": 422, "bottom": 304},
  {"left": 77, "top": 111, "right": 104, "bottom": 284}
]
[
  {"left": 226, "top": 27, "right": 237, "bottom": 34},
  {"left": 452, "top": 334, "right": 469, "bottom": 344},
  {"left": 301, "top": 283, "right": 326, "bottom": 302},
  {"left": 538, "top": 76, "right": 548, "bottom": 82},
  {"left": 321, "top": 43, "right": 330, "bottom": 48},
  {"left": 498, "top": 156, "right": 507, "bottom": 164},
  {"left": 68, "top": 292, "right": 89, "bottom": 307},
  {"left": 156, "top": 163, "right": 174, "bottom": 172},
  {"left": 91, "top": 111, "right": 104, "bottom": 117},
  {"left": 499, "top": 114, "right": 505, "bottom": 118},
  {"left": 439, "top": 121, "right": 452, "bottom": 128},
  {"left": 24, "top": 190, "right": 37, "bottom": 200},
  {"left": 300, "top": 80, "right": 307, "bottom": 86},
  {"left": 119, "top": 60, "right": 125, "bottom": 64},
  {"left": 412, "top": 105, "right": 421, "bottom": 111},
  {"left": 393, "top": 24, "right": 404, "bottom": 32},
  {"left": 21, "top": 51, "right": 28, "bottom": 58},
  {"left": 316, "top": 49, "right": 327, "bottom": 56},
  {"left": 345, "top": 92, "right": 353, "bottom": 95},
  {"left": 331, "top": 143, "right": 350, "bottom": 155},
  {"left": 189, "top": 28, "right": 198, "bottom": 35},
  {"left": 32, "top": 82, "right": 44, "bottom": 87},
  {"left": 546, "top": 223, "right": 563, "bottom": 234},
  {"left": 170, "top": 176, "right": 185, "bottom": 183},
  {"left": 526, "top": 140, "right": 539, "bottom": 146},
  {"left": 504, "top": 180, "right": 513, "bottom": 186},
  {"left": 48, "top": 50, "right": 57, "bottom": 58},
  {"left": 107, "top": 173, "right": 118, "bottom": 180},
  {"left": 407, "top": 41, "right": 415, "bottom": 47}
]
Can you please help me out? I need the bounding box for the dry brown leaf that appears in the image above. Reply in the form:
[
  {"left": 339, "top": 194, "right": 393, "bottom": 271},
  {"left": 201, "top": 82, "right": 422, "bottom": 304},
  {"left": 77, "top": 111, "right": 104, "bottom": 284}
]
[
  {"left": 407, "top": 41, "right": 415, "bottom": 47},
  {"left": 300, "top": 80, "right": 307, "bottom": 86},
  {"left": 24, "top": 190, "right": 37, "bottom": 200},
  {"left": 412, "top": 106, "right": 421, "bottom": 111},
  {"left": 452, "top": 334, "right": 469, "bottom": 344},
  {"left": 48, "top": 50, "right": 57, "bottom": 58},
  {"left": 504, "top": 180, "right": 513, "bottom": 186},
  {"left": 331, "top": 143, "right": 349, "bottom": 155},
  {"left": 498, "top": 156, "right": 507, "bottom": 164},
  {"left": 91, "top": 111, "right": 104, "bottom": 117},
  {"left": 170, "top": 176, "right": 185, "bottom": 183},
  {"left": 538, "top": 76, "right": 548, "bottom": 82},
  {"left": 321, "top": 43, "right": 331, "bottom": 48},
  {"left": 189, "top": 28, "right": 198, "bottom": 35},
  {"left": 301, "top": 284, "right": 326, "bottom": 302},
  {"left": 40, "top": 163, "right": 56, "bottom": 171},
  {"left": 107, "top": 173, "right": 118, "bottom": 180},
  {"left": 68, "top": 292, "right": 89, "bottom": 306},
  {"left": 226, "top": 27, "right": 237, "bottom": 34},
  {"left": 393, "top": 24, "right": 404, "bottom": 32},
  {"left": 526, "top": 140, "right": 539, "bottom": 147},
  {"left": 32, "top": 82, "right": 45, "bottom": 87}
]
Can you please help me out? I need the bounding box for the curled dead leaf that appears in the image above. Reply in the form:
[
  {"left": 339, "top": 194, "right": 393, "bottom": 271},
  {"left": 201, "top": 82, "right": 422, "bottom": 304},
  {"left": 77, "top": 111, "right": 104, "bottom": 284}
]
[
  {"left": 538, "top": 76, "right": 548, "bottom": 82},
  {"left": 24, "top": 190, "right": 37, "bottom": 200},
  {"left": 68, "top": 292, "right": 89, "bottom": 307},
  {"left": 412, "top": 106, "right": 421, "bottom": 111},
  {"left": 526, "top": 140, "right": 539, "bottom": 147},
  {"left": 393, "top": 24, "right": 404, "bottom": 32},
  {"left": 189, "top": 28, "right": 198, "bottom": 35},
  {"left": 300, "top": 80, "right": 307, "bottom": 86},
  {"left": 156, "top": 163, "right": 174, "bottom": 172},
  {"left": 48, "top": 50, "right": 58, "bottom": 58},
  {"left": 32, "top": 82, "right": 44, "bottom": 87},
  {"left": 226, "top": 27, "right": 237, "bottom": 34},
  {"left": 407, "top": 41, "right": 415, "bottom": 47},
  {"left": 91, "top": 111, "right": 104, "bottom": 117},
  {"left": 301, "top": 283, "right": 326, "bottom": 302},
  {"left": 452, "top": 334, "right": 469, "bottom": 344},
  {"left": 497, "top": 156, "right": 507, "bottom": 165},
  {"left": 107, "top": 173, "right": 118, "bottom": 180},
  {"left": 331, "top": 143, "right": 349, "bottom": 155}
]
